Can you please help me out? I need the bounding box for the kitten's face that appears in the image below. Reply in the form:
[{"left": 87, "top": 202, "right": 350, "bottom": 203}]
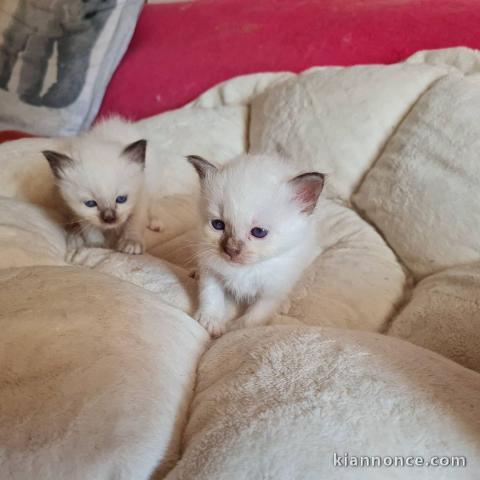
[
  {"left": 43, "top": 138, "right": 146, "bottom": 230},
  {"left": 188, "top": 154, "right": 324, "bottom": 267}
]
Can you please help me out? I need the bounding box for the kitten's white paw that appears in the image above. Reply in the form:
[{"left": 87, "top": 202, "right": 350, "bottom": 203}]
[
  {"left": 148, "top": 218, "right": 165, "bottom": 233},
  {"left": 118, "top": 238, "right": 144, "bottom": 255},
  {"left": 194, "top": 311, "right": 226, "bottom": 338}
]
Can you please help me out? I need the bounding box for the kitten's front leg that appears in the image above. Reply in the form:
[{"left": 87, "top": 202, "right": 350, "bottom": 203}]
[
  {"left": 232, "top": 295, "right": 282, "bottom": 330},
  {"left": 117, "top": 195, "right": 147, "bottom": 255},
  {"left": 195, "top": 272, "right": 228, "bottom": 338},
  {"left": 67, "top": 223, "right": 105, "bottom": 251},
  {"left": 82, "top": 226, "right": 105, "bottom": 247}
]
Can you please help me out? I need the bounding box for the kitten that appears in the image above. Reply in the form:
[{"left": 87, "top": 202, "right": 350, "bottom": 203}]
[
  {"left": 42, "top": 117, "right": 147, "bottom": 254},
  {"left": 187, "top": 153, "right": 325, "bottom": 337}
]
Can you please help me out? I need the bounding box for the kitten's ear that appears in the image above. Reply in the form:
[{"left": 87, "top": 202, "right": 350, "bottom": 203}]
[
  {"left": 186, "top": 155, "right": 218, "bottom": 180},
  {"left": 122, "top": 139, "right": 147, "bottom": 166},
  {"left": 289, "top": 172, "right": 325, "bottom": 214},
  {"left": 42, "top": 150, "right": 74, "bottom": 179}
]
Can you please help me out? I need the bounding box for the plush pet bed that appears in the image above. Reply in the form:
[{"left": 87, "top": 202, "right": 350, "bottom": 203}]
[{"left": 1, "top": 47, "right": 480, "bottom": 479}]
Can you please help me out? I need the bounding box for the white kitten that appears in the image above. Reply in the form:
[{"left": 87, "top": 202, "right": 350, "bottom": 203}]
[
  {"left": 188, "top": 153, "right": 325, "bottom": 337},
  {"left": 42, "top": 117, "right": 148, "bottom": 254}
]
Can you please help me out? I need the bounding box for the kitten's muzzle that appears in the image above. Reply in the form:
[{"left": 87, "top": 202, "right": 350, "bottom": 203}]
[
  {"left": 100, "top": 208, "right": 117, "bottom": 224},
  {"left": 221, "top": 237, "right": 244, "bottom": 261}
]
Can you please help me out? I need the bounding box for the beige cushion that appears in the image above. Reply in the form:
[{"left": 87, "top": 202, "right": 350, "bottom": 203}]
[
  {"left": 354, "top": 75, "right": 480, "bottom": 279},
  {"left": 0, "top": 266, "right": 207, "bottom": 480},
  {"left": 166, "top": 326, "right": 480, "bottom": 480},
  {"left": 67, "top": 246, "right": 198, "bottom": 316},
  {"left": 285, "top": 199, "right": 406, "bottom": 331},
  {"left": 249, "top": 64, "right": 447, "bottom": 199},
  {"left": 188, "top": 71, "right": 295, "bottom": 108},
  {"left": 389, "top": 263, "right": 480, "bottom": 372},
  {"left": 407, "top": 46, "right": 480, "bottom": 75},
  {"left": 0, "top": 196, "right": 66, "bottom": 269}
]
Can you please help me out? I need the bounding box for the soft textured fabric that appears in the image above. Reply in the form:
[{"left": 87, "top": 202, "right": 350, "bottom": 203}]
[
  {"left": 354, "top": 74, "right": 480, "bottom": 279},
  {"left": 249, "top": 64, "right": 446, "bottom": 199},
  {"left": 287, "top": 199, "right": 406, "bottom": 332},
  {"left": 166, "top": 326, "right": 480, "bottom": 480},
  {"left": 0, "top": 266, "right": 208, "bottom": 480},
  {"left": 2, "top": 47, "right": 480, "bottom": 479},
  {"left": 0, "top": 196, "right": 66, "bottom": 269},
  {"left": 67, "top": 246, "right": 198, "bottom": 316},
  {"left": 389, "top": 263, "right": 480, "bottom": 373},
  {"left": 0, "top": 0, "right": 143, "bottom": 135}
]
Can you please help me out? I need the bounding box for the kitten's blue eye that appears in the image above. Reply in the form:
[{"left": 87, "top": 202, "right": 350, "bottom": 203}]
[
  {"left": 211, "top": 219, "right": 225, "bottom": 231},
  {"left": 116, "top": 195, "right": 128, "bottom": 204},
  {"left": 84, "top": 200, "right": 97, "bottom": 208},
  {"left": 251, "top": 227, "right": 268, "bottom": 238}
]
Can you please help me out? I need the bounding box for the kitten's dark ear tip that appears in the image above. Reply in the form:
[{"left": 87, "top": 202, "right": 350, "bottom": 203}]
[
  {"left": 123, "top": 139, "right": 147, "bottom": 165},
  {"left": 42, "top": 150, "right": 73, "bottom": 179},
  {"left": 42, "top": 150, "right": 58, "bottom": 159},
  {"left": 186, "top": 155, "right": 217, "bottom": 180},
  {"left": 186, "top": 154, "right": 203, "bottom": 162}
]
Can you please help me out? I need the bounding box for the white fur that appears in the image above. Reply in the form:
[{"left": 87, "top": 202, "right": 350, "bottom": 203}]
[
  {"left": 193, "top": 154, "right": 323, "bottom": 336},
  {"left": 51, "top": 117, "right": 148, "bottom": 254}
]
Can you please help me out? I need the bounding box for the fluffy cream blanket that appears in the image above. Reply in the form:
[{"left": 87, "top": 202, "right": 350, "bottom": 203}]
[{"left": 1, "top": 47, "right": 480, "bottom": 479}]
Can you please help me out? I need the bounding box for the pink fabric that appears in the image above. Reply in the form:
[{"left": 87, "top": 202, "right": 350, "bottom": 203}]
[{"left": 98, "top": 0, "right": 480, "bottom": 121}]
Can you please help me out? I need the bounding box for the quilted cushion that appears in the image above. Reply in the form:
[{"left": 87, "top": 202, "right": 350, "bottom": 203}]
[
  {"left": 389, "top": 262, "right": 480, "bottom": 372},
  {"left": 166, "top": 326, "right": 480, "bottom": 480},
  {"left": 0, "top": 196, "right": 66, "bottom": 269},
  {"left": 249, "top": 64, "right": 446, "bottom": 199},
  {"left": 0, "top": 266, "right": 208, "bottom": 480},
  {"left": 353, "top": 74, "right": 480, "bottom": 279},
  {"left": 287, "top": 199, "right": 405, "bottom": 331}
]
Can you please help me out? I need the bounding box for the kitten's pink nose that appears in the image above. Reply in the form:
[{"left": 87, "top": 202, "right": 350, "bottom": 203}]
[
  {"left": 101, "top": 208, "right": 116, "bottom": 224},
  {"left": 222, "top": 237, "right": 243, "bottom": 259}
]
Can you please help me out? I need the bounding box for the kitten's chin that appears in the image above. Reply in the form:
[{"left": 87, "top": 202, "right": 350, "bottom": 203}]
[{"left": 218, "top": 252, "right": 255, "bottom": 266}]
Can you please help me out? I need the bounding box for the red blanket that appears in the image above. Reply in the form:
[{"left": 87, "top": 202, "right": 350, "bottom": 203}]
[{"left": 99, "top": 0, "right": 480, "bottom": 120}]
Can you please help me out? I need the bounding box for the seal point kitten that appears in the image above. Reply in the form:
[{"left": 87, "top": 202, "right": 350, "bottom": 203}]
[
  {"left": 42, "top": 117, "right": 148, "bottom": 254},
  {"left": 187, "top": 153, "right": 325, "bottom": 337}
]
